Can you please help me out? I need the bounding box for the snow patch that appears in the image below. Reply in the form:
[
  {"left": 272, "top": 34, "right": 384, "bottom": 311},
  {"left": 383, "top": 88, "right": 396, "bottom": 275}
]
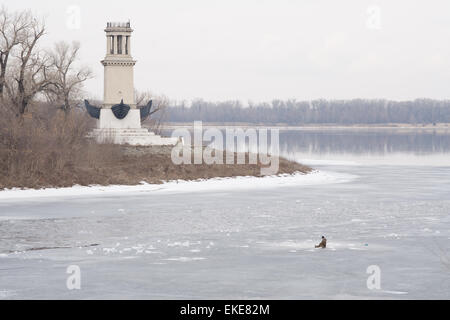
[
  {"left": 165, "top": 257, "right": 206, "bottom": 262},
  {"left": 382, "top": 290, "right": 409, "bottom": 295},
  {"left": 168, "top": 241, "right": 191, "bottom": 248},
  {"left": 0, "top": 171, "right": 355, "bottom": 201}
]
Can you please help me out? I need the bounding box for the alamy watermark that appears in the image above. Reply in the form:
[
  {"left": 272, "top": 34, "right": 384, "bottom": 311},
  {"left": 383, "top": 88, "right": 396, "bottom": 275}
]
[
  {"left": 366, "top": 265, "right": 381, "bottom": 290},
  {"left": 171, "top": 122, "right": 280, "bottom": 176},
  {"left": 66, "top": 5, "right": 81, "bottom": 30},
  {"left": 66, "top": 265, "right": 81, "bottom": 290},
  {"left": 366, "top": 5, "right": 382, "bottom": 30}
]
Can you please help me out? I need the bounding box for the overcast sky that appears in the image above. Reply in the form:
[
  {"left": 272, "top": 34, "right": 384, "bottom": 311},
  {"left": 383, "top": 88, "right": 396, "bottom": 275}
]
[{"left": 5, "top": 0, "right": 450, "bottom": 102}]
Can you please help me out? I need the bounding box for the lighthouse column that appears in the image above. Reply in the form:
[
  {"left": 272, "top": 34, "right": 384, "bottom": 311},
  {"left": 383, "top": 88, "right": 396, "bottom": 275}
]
[{"left": 100, "top": 22, "right": 139, "bottom": 129}]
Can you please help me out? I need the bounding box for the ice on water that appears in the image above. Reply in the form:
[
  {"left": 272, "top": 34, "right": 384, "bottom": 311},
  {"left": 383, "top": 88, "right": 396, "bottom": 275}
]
[{"left": 1, "top": 129, "right": 450, "bottom": 299}]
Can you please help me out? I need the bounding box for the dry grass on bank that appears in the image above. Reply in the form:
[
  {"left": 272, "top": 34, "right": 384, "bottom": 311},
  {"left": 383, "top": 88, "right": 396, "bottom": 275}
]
[
  {"left": 0, "top": 109, "right": 311, "bottom": 190},
  {"left": 121, "top": 145, "right": 311, "bottom": 183},
  {"left": 0, "top": 109, "right": 121, "bottom": 189}
]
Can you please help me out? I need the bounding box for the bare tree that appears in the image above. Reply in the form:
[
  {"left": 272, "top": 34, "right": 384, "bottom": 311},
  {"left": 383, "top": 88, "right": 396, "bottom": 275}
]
[
  {"left": 46, "top": 41, "right": 92, "bottom": 113},
  {"left": 5, "top": 14, "right": 54, "bottom": 115},
  {"left": 0, "top": 7, "right": 31, "bottom": 100},
  {"left": 135, "top": 90, "right": 169, "bottom": 134}
]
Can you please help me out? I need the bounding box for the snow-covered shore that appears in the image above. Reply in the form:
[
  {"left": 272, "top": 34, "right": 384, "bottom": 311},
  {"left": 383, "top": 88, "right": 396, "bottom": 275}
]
[{"left": 0, "top": 170, "right": 355, "bottom": 201}]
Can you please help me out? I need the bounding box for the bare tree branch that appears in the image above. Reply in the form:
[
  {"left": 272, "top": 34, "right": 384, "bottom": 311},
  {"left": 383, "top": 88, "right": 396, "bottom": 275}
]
[
  {"left": 135, "top": 90, "right": 169, "bottom": 134},
  {"left": 46, "top": 41, "right": 93, "bottom": 113},
  {"left": 4, "top": 13, "right": 50, "bottom": 115},
  {"left": 0, "top": 6, "right": 32, "bottom": 100}
]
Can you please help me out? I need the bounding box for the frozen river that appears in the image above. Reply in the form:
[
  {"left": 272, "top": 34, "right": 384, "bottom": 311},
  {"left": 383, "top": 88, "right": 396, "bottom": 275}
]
[{"left": 1, "top": 128, "right": 450, "bottom": 299}]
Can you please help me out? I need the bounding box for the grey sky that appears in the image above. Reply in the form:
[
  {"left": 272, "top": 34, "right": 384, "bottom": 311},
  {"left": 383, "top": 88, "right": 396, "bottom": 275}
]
[{"left": 5, "top": 0, "right": 450, "bottom": 102}]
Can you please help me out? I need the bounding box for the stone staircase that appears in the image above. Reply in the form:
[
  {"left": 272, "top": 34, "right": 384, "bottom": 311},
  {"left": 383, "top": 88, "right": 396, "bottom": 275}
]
[{"left": 89, "top": 128, "right": 181, "bottom": 146}]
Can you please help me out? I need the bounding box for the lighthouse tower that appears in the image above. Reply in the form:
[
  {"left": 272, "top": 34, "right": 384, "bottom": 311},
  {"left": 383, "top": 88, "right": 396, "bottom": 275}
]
[
  {"left": 100, "top": 22, "right": 139, "bottom": 129},
  {"left": 103, "top": 22, "right": 135, "bottom": 109},
  {"left": 84, "top": 21, "right": 179, "bottom": 146}
]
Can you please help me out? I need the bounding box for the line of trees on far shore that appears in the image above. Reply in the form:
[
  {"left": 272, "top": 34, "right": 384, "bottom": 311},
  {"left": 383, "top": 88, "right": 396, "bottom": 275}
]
[{"left": 165, "top": 98, "right": 450, "bottom": 125}]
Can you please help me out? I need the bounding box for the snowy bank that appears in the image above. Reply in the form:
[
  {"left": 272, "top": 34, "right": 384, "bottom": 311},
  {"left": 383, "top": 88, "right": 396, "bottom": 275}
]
[{"left": 0, "top": 171, "right": 355, "bottom": 201}]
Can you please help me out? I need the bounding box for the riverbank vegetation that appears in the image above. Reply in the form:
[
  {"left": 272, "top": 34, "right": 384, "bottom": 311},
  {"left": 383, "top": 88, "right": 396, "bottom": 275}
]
[{"left": 0, "top": 107, "right": 311, "bottom": 190}]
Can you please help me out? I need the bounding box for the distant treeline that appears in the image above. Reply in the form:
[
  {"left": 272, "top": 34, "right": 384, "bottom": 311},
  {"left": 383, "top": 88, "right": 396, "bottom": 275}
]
[{"left": 165, "top": 99, "right": 450, "bottom": 124}]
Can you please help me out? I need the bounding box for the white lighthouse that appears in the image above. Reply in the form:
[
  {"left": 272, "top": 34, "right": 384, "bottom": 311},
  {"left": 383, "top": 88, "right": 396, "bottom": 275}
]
[
  {"left": 99, "top": 21, "right": 139, "bottom": 129},
  {"left": 85, "top": 21, "right": 179, "bottom": 146},
  {"left": 103, "top": 22, "right": 136, "bottom": 109}
]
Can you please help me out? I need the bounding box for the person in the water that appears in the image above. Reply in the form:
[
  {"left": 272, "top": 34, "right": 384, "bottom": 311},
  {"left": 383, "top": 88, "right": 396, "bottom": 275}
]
[{"left": 315, "top": 236, "right": 327, "bottom": 249}]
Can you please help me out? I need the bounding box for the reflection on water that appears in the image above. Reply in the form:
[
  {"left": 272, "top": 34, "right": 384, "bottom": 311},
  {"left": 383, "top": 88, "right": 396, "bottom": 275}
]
[
  {"left": 279, "top": 129, "right": 450, "bottom": 155},
  {"left": 277, "top": 129, "right": 450, "bottom": 166},
  {"left": 165, "top": 127, "right": 450, "bottom": 166}
]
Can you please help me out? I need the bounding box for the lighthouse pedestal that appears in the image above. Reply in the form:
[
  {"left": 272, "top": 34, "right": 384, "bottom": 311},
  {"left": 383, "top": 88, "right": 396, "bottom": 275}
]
[
  {"left": 90, "top": 110, "right": 180, "bottom": 146},
  {"left": 90, "top": 128, "right": 180, "bottom": 146}
]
